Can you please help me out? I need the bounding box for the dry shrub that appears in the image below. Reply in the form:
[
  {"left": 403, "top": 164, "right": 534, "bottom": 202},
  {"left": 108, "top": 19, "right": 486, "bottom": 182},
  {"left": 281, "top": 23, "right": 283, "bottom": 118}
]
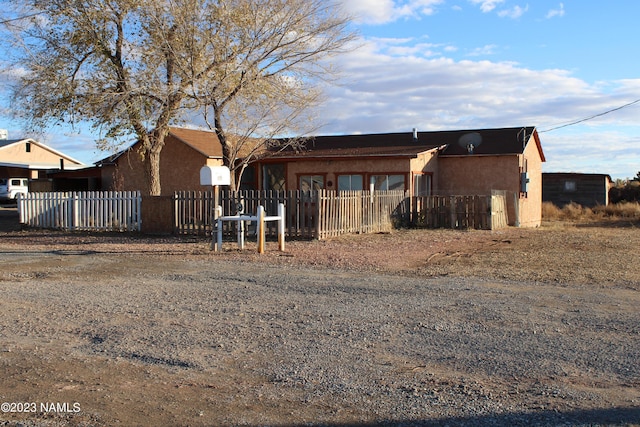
[
  {"left": 562, "top": 202, "right": 594, "bottom": 220},
  {"left": 541, "top": 202, "right": 562, "bottom": 220},
  {"left": 594, "top": 201, "right": 640, "bottom": 219},
  {"left": 543, "top": 201, "right": 640, "bottom": 222}
]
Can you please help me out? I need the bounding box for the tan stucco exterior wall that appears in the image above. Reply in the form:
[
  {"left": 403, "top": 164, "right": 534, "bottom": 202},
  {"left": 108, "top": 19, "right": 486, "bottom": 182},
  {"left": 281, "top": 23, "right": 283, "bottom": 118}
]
[
  {"left": 112, "top": 136, "right": 222, "bottom": 196},
  {"left": 277, "top": 152, "right": 438, "bottom": 194},
  {"left": 517, "top": 138, "right": 543, "bottom": 227},
  {"left": 410, "top": 150, "right": 439, "bottom": 194},
  {"left": 437, "top": 139, "right": 543, "bottom": 227},
  {"left": 0, "top": 140, "right": 82, "bottom": 167},
  {"left": 437, "top": 155, "right": 521, "bottom": 225}
]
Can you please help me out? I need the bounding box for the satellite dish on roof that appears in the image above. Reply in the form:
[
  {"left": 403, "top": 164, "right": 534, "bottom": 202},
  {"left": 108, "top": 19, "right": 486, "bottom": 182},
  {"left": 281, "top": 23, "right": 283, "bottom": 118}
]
[{"left": 458, "top": 132, "right": 482, "bottom": 154}]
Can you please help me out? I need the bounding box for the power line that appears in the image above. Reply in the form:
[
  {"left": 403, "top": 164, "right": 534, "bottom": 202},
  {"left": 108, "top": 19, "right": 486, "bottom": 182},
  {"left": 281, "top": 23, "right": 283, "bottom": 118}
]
[
  {"left": 0, "top": 12, "right": 44, "bottom": 26},
  {"left": 539, "top": 98, "right": 640, "bottom": 133}
]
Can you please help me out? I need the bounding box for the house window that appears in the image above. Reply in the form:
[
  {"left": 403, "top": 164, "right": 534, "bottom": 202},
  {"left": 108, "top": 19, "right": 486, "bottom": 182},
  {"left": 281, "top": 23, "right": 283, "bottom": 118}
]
[
  {"left": 263, "top": 163, "right": 286, "bottom": 191},
  {"left": 25, "top": 142, "right": 31, "bottom": 153},
  {"left": 299, "top": 175, "right": 324, "bottom": 191},
  {"left": 337, "top": 174, "right": 363, "bottom": 191},
  {"left": 239, "top": 164, "right": 257, "bottom": 191},
  {"left": 370, "top": 174, "right": 405, "bottom": 191},
  {"left": 413, "top": 174, "right": 432, "bottom": 196},
  {"left": 564, "top": 180, "right": 576, "bottom": 192}
]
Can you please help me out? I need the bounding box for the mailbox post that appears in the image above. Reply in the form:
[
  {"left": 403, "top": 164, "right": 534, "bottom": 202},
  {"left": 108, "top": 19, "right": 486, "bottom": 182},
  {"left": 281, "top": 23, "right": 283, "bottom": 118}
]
[{"left": 200, "top": 165, "right": 231, "bottom": 250}]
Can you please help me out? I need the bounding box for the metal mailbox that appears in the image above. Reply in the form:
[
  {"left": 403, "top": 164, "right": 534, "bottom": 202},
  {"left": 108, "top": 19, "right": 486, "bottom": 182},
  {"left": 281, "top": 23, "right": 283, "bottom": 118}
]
[{"left": 200, "top": 165, "right": 231, "bottom": 186}]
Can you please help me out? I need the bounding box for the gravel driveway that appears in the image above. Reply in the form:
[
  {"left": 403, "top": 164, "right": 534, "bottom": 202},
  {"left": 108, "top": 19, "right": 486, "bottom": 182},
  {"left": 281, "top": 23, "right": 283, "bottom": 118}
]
[
  {"left": 1, "top": 211, "right": 639, "bottom": 426},
  {"left": 1, "top": 230, "right": 639, "bottom": 427}
]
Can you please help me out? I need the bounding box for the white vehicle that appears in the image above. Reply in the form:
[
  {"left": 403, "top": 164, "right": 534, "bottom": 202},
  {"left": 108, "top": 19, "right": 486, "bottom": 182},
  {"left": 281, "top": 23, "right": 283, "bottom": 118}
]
[{"left": 0, "top": 178, "right": 29, "bottom": 201}]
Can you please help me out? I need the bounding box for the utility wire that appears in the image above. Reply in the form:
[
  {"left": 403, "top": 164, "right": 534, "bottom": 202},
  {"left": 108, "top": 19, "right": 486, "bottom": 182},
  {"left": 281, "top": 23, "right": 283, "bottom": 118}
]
[
  {"left": 0, "top": 12, "right": 44, "bottom": 25},
  {"left": 539, "top": 98, "right": 640, "bottom": 133}
]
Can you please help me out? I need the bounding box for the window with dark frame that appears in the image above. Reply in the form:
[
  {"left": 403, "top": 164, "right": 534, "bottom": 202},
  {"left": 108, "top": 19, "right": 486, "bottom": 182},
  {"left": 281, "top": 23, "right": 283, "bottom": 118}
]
[
  {"left": 299, "top": 175, "right": 324, "bottom": 191},
  {"left": 263, "top": 164, "right": 286, "bottom": 191},
  {"left": 337, "top": 174, "right": 364, "bottom": 191},
  {"left": 239, "top": 164, "right": 257, "bottom": 191},
  {"left": 370, "top": 174, "right": 405, "bottom": 191},
  {"left": 413, "top": 174, "right": 432, "bottom": 196}
]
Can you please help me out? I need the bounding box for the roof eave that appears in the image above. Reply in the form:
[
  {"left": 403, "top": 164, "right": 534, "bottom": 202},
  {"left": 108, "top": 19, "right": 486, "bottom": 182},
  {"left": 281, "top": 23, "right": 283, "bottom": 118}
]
[{"left": 267, "top": 145, "right": 444, "bottom": 161}]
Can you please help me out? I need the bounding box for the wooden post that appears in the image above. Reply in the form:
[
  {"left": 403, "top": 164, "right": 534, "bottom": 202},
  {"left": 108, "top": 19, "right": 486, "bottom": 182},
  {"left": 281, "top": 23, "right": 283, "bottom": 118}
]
[
  {"left": 257, "top": 205, "right": 265, "bottom": 254},
  {"left": 450, "top": 196, "right": 456, "bottom": 229},
  {"left": 278, "top": 203, "right": 285, "bottom": 252},
  {"left": 238, "top": 216, "right": 245, "bottom": 250},
  {"left": 216, "top": 210, "right": 223, "bottom": 252},
  {"left": 211, "top": 185, "right": 219, "bottom": 250}
]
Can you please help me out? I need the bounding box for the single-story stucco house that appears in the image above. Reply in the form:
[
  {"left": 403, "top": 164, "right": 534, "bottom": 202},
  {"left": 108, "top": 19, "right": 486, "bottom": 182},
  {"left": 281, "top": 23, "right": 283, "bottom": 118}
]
[
  {"left": 252, "top": 126, "right": 545, "bottom": 227},
  {"left": 100, "top": 125, "right": 545, "bottom": 227}
]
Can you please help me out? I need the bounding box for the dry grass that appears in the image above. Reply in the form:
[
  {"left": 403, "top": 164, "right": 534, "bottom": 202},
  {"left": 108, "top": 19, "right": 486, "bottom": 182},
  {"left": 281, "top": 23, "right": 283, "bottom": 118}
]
[{"left": 542, "top": 201, "right": 640, "bottom": 222}]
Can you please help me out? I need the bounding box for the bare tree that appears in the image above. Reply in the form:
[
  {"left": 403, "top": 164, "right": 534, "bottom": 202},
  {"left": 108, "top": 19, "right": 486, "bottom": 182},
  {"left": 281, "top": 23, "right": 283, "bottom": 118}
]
[{"left": 2, "top": 0, "right": 354, "bottom": 194}]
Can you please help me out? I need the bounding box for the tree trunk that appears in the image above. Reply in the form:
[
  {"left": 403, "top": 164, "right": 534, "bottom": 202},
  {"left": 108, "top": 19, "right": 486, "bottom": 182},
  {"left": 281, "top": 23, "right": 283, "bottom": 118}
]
[
  {"left": 146, "top": 148, "right": 162, "bottom": 196},
  {"left": 214, "top": 114, "right": 238, "bottom": 191}
]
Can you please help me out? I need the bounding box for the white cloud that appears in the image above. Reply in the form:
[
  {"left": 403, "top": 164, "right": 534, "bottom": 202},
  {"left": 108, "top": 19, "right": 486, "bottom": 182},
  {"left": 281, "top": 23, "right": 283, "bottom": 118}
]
[
  {"left": 467, "top": 44, "right": 498, "bottom": 56},
  {"left": 497, "top": 4, "right": 529, "bottom": 19},
  {"left": 339, "top": 0, "right": 444, "bottom": 24},
  {"left": 541, "top": 130, "right": 640, "bottom": 177},
  {"left": 315, "top": 36, "right": 640, "bottom": 178},
  {"left": 546, "top": 3, "right": 565, "bottom": 19},
  {"left": 468, "top": 0, "right": 505, "bottom": 13}
]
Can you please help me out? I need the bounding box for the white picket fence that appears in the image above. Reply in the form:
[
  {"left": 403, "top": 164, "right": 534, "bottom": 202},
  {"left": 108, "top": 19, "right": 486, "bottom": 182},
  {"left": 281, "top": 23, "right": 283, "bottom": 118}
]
[{"left": 18, "top": 191, "right": 142, "bottom": 232}]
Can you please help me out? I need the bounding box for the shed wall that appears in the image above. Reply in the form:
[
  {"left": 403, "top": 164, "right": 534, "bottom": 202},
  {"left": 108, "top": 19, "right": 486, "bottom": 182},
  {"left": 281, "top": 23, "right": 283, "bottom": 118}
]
[{"left": 543, "top": 174, "right": 610, "bottom": 207}]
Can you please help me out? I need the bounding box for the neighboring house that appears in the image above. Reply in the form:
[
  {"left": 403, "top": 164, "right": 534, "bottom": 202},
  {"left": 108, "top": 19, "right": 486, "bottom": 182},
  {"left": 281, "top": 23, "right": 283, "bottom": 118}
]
[
  {"left": 543, "top": 173, "right": 612, "bottom": 207},
  {"left": 254, "top": 126, "right": 545, "bottom": 227},
  {"left": 0, "top": 133, "right": 86, "bottom": 191},
  {"left": 99, "top": 125, "right": 545, "bottom": 227}
]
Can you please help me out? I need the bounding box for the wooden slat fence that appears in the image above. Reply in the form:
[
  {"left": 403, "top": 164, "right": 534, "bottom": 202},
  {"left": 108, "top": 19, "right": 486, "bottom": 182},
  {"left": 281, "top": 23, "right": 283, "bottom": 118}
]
[
  {"left": 316, "top": 190, "right": 407, "bottom": 239},
  {"left": 174, "top": 190, "right": 318, "bottom": 238},
  {"left": 410, "top": 192, "right": 508, "bottom": 230},
  {"left": 18, "top": 191, "right": 142, "bottom": 231},
  {"left": 174, "top": 189, "right": 508, "bottom": 239}
]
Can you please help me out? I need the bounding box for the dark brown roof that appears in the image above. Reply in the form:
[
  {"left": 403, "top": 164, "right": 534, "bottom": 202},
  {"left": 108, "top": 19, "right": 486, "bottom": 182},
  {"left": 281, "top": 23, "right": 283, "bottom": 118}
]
[
  {"left": 96, "top": 127, "right": 224, "bottom": 165},
  {"left": 168, "top": 127, "right": 260, "bottom": 159},
  {"left": 96, "top": 126, "right": 545, "bottom": 165},
  {"left": 543, "top": 172, "right": 612, "bottom": 181},
  {"left": 437, "top": 126, "right": 544, "bottom": 160},
  {"left": 270, "top": 127, "right": 544, "bottom": 160},
  {"left": 168, "top": 127, "right": 223, "bottom": 158},
  {"left": 271, "top": 132, "right": 444, "bottom": 159}
]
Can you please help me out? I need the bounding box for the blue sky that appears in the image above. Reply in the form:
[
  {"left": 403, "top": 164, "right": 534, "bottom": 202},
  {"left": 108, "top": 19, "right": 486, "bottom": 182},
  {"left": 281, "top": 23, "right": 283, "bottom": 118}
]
[
  {"left": 1, "top": 0, "right": 639, "bottom": 179},
  {"left": 317, "top": 0, "right": 640, "bottom": 179}
]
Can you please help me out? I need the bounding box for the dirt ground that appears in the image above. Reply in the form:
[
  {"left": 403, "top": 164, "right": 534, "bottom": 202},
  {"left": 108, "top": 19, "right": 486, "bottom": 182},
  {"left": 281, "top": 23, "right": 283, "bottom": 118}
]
[{"left": 0, "top": 205, "right": 639, "bottom": 426}]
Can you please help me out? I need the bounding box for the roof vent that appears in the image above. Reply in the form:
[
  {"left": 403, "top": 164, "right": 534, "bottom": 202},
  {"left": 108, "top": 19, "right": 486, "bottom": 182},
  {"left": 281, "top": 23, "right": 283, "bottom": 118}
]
[
  {"left": 0, "top": 129, "right": 7, "bottom": 140},
  {"left": 413, "top": 128, "right": 418, "bottom": 141}
]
